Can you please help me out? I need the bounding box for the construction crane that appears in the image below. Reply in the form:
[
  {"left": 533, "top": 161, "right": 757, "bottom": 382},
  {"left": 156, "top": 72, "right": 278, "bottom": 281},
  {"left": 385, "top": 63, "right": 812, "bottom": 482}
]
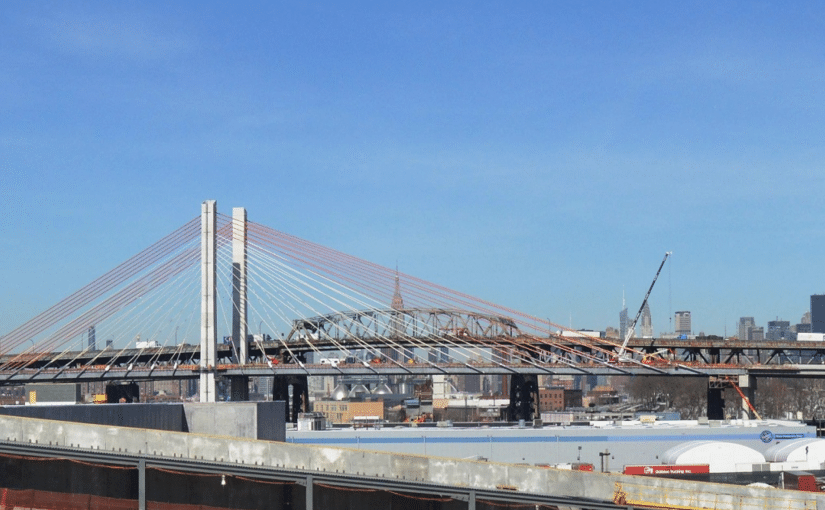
[{"left": 616, "top": 251, "right": 672, "bottom": 361}]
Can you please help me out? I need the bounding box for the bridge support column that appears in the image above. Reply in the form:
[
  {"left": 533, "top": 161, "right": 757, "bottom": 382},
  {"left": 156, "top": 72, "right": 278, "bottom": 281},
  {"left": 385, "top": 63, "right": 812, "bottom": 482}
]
[
  {"left": 738, "top": 374, "right": 757, "bottom": 420},
  {"left": 230, "top": 206, "right": 249, "bottom": 401},
  {"left": 138, "top": 459, "right": 146, "bottom": 510},
  {"left": 305, "top": 475, "right": 313, "bottom": 510},
  {"left": 200, "top": 200, "right": 217, "bottom": 403},
  {"left": 707, "top": 378, "right": 725, "bottom": 420},
  {"left": 506, "top": 374, "right": 539, "bottom": 422},
  {"left": 273, "top": 375, "right": 309, "bottom": 423}
]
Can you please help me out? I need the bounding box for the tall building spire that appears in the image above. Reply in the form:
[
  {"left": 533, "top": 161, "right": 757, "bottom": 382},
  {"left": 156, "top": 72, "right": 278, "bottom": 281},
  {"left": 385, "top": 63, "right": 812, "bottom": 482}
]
[
  {"left": 389, "top": 266, "right": 406, "bottom": 361},
  {"left": 619, "top": 289, "right": 629, "bottom": 341},
  {"left": 391, "top": 266, "right": 404, "bottom": 310}
]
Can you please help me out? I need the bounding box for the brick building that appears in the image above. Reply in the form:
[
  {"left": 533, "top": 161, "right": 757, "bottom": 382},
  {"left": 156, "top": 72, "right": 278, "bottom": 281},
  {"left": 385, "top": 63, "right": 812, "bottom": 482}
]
[{"left": 313, "top": 400, "right": 384, "bottom": 424}]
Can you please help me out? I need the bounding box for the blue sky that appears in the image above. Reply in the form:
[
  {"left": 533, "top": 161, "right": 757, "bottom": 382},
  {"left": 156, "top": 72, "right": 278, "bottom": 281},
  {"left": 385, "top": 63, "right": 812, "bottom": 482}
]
[{"left": 1, "top": 2, "right": 823, "bottom": 337}]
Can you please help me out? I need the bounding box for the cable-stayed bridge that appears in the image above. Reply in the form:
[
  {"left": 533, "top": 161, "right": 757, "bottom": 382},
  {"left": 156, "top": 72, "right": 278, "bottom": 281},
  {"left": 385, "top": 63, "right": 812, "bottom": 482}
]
[{"left": 2, "top": 201, "right": 824, "bottom": 421}]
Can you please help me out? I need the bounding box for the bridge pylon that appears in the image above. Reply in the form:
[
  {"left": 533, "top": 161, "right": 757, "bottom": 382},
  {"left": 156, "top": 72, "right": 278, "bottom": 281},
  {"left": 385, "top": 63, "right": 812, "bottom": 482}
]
[
  {"left": 199, "top": 200, "right": 217, "bottom": 403},
  {"left": 229, "top": 206, "right": 249, "bottom": 401}
]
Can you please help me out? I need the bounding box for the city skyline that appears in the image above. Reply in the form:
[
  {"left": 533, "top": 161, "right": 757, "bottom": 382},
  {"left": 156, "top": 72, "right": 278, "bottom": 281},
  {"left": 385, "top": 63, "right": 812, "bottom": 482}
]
[{"left": 1, "top": 3, "right": 824, "bottom": 337}]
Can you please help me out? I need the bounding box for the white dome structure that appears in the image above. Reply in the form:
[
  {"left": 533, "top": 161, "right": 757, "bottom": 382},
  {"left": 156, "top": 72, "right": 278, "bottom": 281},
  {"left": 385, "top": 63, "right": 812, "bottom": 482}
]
[
  {"left": 347, "top": 384, "right": 370, "bottom": 398},
  {"left": 330, "top": 383, "right": 348, "bottom": 401},
  {"left": 372, "top": 382, "right": 393, "bottom": 395},
  {"left": 764, "top": 438, "right": 825, "bottom": 463},
  {"left": 661, "top": 441, "right": 765, "bottom": 473}
]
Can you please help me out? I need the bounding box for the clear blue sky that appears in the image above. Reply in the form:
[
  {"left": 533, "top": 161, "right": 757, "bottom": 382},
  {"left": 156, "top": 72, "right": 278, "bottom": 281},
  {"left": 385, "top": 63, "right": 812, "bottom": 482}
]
[{"left": 1, "top": 2, "right": 823, "bottom": 337}]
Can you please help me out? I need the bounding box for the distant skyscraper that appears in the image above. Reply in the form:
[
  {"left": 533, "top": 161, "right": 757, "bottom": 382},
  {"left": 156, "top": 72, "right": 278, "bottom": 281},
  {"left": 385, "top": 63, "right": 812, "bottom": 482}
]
[
  {"left": 738, "top": 317, "right": 755, "bottom": 341},
  {"left": 796, "top": 323, "right": 812, "bottom": 334},
  {"left": 674, "top": 311, "right": 691, "bottom": 336},
  {"left": 619, "top": 292, "right": 631, "bottom": 340},
  {"left": 388, "top": 270, "right": 412, "bottom": 362},
  {"left": 767, "top": 320, "right": 791, "bottom": 341},
  {"left": 812, "top": 295, "right": 825, "bottom": 334},
  {"left": 750, "top": 326, "right": 764, "bottom": 342},
  {"left": 640, "top": 302, "right": 653, "bottom": 338},
  {"left": 87, "top": 325, "right": 96, "bottom": 350}
]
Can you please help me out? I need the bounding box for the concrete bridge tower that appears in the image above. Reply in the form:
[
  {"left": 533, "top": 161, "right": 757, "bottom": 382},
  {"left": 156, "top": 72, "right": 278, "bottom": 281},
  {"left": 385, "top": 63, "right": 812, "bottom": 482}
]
[
  {"left": 200, "top": 200, "right": 217, "bottom": 402},
  {"left": 230, "top": 206, "right": 249, "bottom": 401}
]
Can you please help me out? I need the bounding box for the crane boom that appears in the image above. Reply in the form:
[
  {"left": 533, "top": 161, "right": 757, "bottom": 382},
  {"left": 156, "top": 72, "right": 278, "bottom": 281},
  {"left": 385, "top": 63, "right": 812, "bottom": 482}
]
[{"left": 617, "top": 251, "right": 672, "bottom": 359}]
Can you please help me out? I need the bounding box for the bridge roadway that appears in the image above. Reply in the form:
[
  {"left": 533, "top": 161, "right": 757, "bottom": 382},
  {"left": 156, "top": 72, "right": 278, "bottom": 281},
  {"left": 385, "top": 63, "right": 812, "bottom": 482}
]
[
  {"left": 1, "top": 337, "right": 825, "bottom": 384},
  {"left": 0, "top": 414, "right": 820, "bottom": 510}
]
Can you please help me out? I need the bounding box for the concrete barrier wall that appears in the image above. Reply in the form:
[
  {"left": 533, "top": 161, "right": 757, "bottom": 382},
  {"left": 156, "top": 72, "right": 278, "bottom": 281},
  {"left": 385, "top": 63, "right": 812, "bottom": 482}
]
[
  {"left": 0, "top": 414, "right": 821, "bottom": 510},
  {"left": 0, "top": 402, "right": 286, "bottom": 441}
]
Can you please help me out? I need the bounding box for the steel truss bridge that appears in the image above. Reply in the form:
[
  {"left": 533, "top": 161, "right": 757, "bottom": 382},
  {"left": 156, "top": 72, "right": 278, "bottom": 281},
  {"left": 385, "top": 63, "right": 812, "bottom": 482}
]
[
  {"left": 2, "top": 306, "right": 824, "bottom": 383},
  {"left": 2, "top": 201, "right": 823, "bottom": 422}
]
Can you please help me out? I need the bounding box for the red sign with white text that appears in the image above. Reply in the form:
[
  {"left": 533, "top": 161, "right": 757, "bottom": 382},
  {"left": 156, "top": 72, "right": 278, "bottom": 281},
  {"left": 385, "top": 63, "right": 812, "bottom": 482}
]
[{"left": 623, "top": 465, "right": 710, "bottom": 476}]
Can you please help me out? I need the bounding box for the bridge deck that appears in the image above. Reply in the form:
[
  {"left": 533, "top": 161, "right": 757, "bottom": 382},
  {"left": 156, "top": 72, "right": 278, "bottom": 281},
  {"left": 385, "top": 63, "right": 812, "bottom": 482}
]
[{"left": 1, "top": 337, "right": 825, "bottom": 384}]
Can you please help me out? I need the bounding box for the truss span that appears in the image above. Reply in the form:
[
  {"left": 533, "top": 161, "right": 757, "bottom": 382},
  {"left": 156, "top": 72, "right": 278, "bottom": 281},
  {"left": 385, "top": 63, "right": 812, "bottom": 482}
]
[{"left": 288, "top": 308, "right": 519, "bottom": 343}]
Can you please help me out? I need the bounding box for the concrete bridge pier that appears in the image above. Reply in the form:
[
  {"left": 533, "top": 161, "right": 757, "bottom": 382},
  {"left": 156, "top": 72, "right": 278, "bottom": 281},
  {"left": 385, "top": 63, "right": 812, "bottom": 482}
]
[
  {"left": 738, "top": 374, "right": 757, "bottom": 420},
  {"left": 708, "top": 375, "right": 758, "bottom": 420}
]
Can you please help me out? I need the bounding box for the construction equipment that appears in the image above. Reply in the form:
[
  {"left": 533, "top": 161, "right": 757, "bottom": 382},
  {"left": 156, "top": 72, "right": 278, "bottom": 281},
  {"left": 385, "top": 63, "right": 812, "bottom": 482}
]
[{"left": 616, "top": 251, "right": 672, "bottom": 361}]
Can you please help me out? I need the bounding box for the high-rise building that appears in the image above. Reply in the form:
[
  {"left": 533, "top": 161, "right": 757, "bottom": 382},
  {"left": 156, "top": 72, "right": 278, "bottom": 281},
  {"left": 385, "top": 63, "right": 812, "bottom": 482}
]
[
  {"left": 812, "top": 295, "right": 825, "bottom": 334},
  {"left": 619, "top": 298, "right": 629, "bottom": 341},
  {"left": 87, "top": 325, "right": 96, "bottom": 350},
  {"left": 738, "top": 317, "right": 755, "bottom": 341},
  {"left": 640, "top": 302, "right": 653, "bottom": 338},
  {"left": 796, "top": 323, "right": 812, "bottom": 334},
  {"left": 385, "top": 271, "right": 406, "bottom": 362},
  {"left": 674, "top": 311, "right": 691, "bottom": 336},
  {"left": 750, "top": 326, "right": 764, "bottom": 342},
  {"left": 767, "top": 320, "right": 791, "bottom": 341}
]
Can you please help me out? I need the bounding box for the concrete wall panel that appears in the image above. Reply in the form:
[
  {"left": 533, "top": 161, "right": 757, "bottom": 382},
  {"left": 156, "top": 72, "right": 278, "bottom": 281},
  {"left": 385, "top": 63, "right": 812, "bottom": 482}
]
[
  {"left": 347, "top": 450, "right": 393, "bottom": 478},
  {"left": 228, "top": 438, "right": 270, "bottom": 466},
  {"left": 64, "top": 423, "right": 106, "bottom": 450},
  {"left": 188, "top": 434, "right": 231, "bottom": 462},
  {"left": 427, "top": 458, "right": 467, "bottom": 486},
  {"left": 21, "top": 418, "right": 65, "bottom": 446},
  {"left": 0, "top": 416, "right": 24, "bottom": 441},
  {"left": 184, "top": 403, "right": 257, "bottom": 438},
  {"left": 146, "top": 429, "right": 190, "bottom": 458},
  {"left": 388, "top": 454, "right": 429, "bottom": 481},
  {"left": 505, "top": 464, "right": 553, "bottom": 494},
  {"left": 465, "top": 461, "right": 510, "bottom": 491},
  {"left": 103, "top": 426, "right": 148, "bottom": 454},
  {"left": 311, "top": 446, "right": 351, "bottom": 473},
  {"left": 270, "top": 442, "right": 313, "bottom": 470}
]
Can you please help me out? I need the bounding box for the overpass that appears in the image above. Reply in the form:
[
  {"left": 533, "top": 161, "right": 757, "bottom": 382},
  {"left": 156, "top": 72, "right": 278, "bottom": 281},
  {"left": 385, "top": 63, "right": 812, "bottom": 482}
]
[{"left": 0, "top": 413, "right": 820, "bottom": 510}]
